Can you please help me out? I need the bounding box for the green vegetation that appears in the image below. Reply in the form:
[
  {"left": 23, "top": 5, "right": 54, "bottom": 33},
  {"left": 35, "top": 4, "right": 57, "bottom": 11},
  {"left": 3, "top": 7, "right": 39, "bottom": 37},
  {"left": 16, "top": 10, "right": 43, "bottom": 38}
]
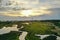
[
  {"left": 21, "top": 21, "right": 60, "bottom": 40},
  {"left": 26, "top": 33, "right": 40, "bottom": 40},
  {"left": 53, "top": 22, "right": 60, "bottom": 28},
  {"left": 0, "top": 21, "right": 23, "bottom": 28},
  {"left": 0, "top": 20, "right": 60, "bottom": 40},
  {"left": 0, "top": 21, "right": 14, "bottom": 28},
  {"left": 0, "top": 31, "right": 20, "bottom": 40},
  {"left": 20, "top": 22, "right": 55, "bottom": 40},
  {"left": 22, "top": 22, "right": 55, "bottom": 34}
]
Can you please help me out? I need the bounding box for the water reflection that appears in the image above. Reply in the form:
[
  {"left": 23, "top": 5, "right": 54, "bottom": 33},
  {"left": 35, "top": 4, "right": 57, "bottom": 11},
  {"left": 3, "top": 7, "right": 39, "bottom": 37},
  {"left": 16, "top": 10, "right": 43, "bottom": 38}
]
[{"left": 0, "top": 25, "right": 18, "bottom": 34}]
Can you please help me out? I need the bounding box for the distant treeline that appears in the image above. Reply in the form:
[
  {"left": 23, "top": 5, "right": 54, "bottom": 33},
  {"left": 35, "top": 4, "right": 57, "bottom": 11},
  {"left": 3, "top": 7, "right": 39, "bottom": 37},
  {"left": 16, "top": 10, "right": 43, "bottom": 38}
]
[
  {"left": 0, "top": 20, "right": 60, "bottom": 22},
  {"left": 0, "top": 20, "right": 60, "bottom": 28}
]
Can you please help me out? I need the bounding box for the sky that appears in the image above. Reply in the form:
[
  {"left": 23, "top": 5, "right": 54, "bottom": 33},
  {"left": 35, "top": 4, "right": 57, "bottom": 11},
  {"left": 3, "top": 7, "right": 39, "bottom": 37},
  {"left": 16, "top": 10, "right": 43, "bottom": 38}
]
[{"left": 0, "top": 0, "right": 60, "bottom": 21}]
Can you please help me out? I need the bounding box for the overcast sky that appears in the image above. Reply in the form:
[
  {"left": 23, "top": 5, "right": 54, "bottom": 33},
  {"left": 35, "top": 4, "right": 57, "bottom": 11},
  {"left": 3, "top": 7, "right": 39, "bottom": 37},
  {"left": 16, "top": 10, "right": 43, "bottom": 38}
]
[{"left": 0, "top": 0, "right": 60, "bottom": 21}]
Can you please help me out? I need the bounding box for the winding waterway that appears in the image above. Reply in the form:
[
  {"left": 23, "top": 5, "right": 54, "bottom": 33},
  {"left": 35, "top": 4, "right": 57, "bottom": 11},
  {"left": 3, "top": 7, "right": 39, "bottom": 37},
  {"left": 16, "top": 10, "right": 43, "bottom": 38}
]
[{"left": 19, "top": 31, "right": 28, "bottom": 40}]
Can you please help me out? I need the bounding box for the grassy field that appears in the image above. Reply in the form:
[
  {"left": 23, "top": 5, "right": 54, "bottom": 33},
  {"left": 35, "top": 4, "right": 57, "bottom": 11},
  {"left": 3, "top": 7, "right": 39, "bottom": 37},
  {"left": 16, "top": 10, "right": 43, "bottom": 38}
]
[{"left": 22, "top": 22, "right": 54, "bottom": 34}]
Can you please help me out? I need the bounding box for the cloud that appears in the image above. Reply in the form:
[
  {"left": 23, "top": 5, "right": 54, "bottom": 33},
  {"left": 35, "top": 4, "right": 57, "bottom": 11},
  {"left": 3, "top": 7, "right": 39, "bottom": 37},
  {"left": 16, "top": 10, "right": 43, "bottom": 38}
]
[
  {"left": 39, "top": 0, "right": 60, "bottom": 8},
  {"left": 0, "top": 11, "right": 22, "bottom": 17},
  {"left": 0, "top": 6, "right": 51, "bottom": 17},
  {"left": 0, "top": 0, "right": 60, "bottom": 20},
  {"left": 0, "top": 0, "right": 60, "bottom": 10}
]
